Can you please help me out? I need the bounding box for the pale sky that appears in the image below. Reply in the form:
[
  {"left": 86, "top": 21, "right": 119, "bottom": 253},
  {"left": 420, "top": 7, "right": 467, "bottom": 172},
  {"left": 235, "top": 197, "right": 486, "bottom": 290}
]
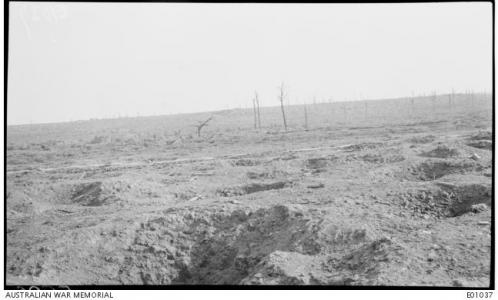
[{"left": 8, "top": 2, "right": 492, "bottom": 125}]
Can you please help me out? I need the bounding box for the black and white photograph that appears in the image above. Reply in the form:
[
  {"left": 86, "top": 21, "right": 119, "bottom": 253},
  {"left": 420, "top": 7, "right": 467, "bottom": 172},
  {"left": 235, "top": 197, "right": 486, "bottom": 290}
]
[{"left": 4, "top": 0, "right": 494, "bottom": 291}]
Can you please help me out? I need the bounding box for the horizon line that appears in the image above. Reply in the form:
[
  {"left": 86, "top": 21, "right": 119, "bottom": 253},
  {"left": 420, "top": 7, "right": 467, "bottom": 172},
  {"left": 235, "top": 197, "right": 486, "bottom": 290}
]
[{"left": 7, "top": 91, "right": 491, "bottom": 127}]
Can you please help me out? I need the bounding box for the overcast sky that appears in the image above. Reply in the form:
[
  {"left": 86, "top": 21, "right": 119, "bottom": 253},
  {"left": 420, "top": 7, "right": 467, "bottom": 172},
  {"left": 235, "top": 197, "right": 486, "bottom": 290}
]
[{"left": 8, "top": 2, "right": 492, "bottom": 125}]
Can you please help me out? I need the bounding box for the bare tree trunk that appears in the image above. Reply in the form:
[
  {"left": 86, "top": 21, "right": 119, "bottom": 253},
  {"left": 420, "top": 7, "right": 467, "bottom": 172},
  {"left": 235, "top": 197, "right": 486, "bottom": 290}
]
[
  {"left": 410, "top": 92, "right": 415, "bottom": 115},
  {"left": 432, "top": 92, "right": 437, "bottom": 112},
  {"left": 470, "top": 89, "right": 474, "bottom": 108},
  {"left": 257, "top": 100, "right": 261, "bottom": 129},
  {"left": 255, "top": 91, "right": 261, "bottom": 129},
  {"left": 451, "top": 88, "right": 455, "bottom": 109},
  {"left": 278, "top": 82, "right": 288, "bottom": 131},
  {"left": 252, "top": 97, "right": 257, "bottom": 129},
  {"left": 196, "top": 117, "right": 212, "bottom": 137}
]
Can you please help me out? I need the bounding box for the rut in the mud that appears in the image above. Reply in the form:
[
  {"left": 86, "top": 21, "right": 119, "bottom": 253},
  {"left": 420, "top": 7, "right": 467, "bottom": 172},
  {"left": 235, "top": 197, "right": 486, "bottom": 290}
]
[{"left": 216, "top": 181, "right": 290, "bottom": 197}]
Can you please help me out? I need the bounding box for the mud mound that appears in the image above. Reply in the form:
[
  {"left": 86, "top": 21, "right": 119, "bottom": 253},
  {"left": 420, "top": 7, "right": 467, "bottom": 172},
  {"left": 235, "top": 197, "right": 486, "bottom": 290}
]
[
  {"left": 8, "top": 177, "right": 172, "bottom": 214},
  {"left": 71, "top": 178, "right": 173, "bottom": 205},
  {"left": 6, "top": 190, "right": 52, "bottom": 217},
  {"left": 241, "top": 237, "right": 399, "bottom": 285},
  {"left": 71, "top": 182, "right": 121, "bottom": 206},
  {"left": 392, "top": 183, "right": 491, "bottom": 218},
  {"left": 393, "top": 188, "right": 453, "bottom": 218},
  {"left": 343, "top": 142, "right": 383, "bottom": 152},
  {"left": 216, "top": 181, "right": 289, "bottom": 197},
  {"left": 173, "top": 190, "right": 199, "bottom": 201},
  {"left": 408, "top": 135, "right": 436, "bottom": 144},
  {"left": 409, "top": 159, "right": 481, "bottom": 181},
  {"left": 240, "top": 251, "right": 317, "bottom": 285},
  {"left": 319, "top": 238, "right": 396, "bottom": 285},
  {"left": 467, "top": 140, "right": 492, "bottom": 150},
  {"left": 420, "top": 145, "right": 460, "bottom": 158},
  {"left": 6, "top": 182, "right": 85, "bottom": 216}
]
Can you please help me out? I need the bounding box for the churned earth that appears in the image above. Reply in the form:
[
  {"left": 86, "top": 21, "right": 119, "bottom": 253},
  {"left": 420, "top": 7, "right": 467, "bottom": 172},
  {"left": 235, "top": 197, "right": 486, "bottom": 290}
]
[{"left": 6, "top": 95, "right": 493, "bottom": 286}]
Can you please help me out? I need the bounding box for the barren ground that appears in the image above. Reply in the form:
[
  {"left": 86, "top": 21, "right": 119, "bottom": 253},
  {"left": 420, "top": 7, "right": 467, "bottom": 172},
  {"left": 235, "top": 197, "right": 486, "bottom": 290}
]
[{"left": 6, "top": 94, "right": 493, "bottom": 286}]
